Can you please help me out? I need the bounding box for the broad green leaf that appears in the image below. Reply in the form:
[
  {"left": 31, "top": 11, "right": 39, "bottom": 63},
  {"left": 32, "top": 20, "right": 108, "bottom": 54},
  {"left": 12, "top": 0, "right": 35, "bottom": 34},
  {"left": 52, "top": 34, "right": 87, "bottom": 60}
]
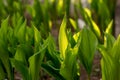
[
  {"left": 98, "top": 35, "right": 120, "bottom": 80},
  {"left": 10, "top": 59, "right": 29, "bottom": 80},
  {"left": 14, "top": 45, "right": 27, "bottom": 65},
  {"left": 101, "top": 53, "right": 116, "bottom": 80},
  {"left": 111, "top": 35, "right": 120, "bottom": 60},
  {"left": 98, "top": 45, "right": 117, "bottom": 80},
  {"left": 60, "top": 45, "right": 79, "bottom": 80},
  {"left": 111, "top": 35, "right": 120, "bottom": 80},
  {"left": 78, "top": 27, "right": 98, "bottom": 75},
  {"left": 59, "top": 15, "right": 68, "bottom": 59}
]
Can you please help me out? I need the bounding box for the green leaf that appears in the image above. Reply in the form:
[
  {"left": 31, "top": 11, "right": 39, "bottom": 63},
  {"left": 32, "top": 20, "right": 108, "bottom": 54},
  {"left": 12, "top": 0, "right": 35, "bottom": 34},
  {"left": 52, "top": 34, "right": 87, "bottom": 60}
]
[
  {"left": 0, "top": 61, "right": 6, "bottom": 80},
  {"left": 78, "top": 3, "right": 101, "bottom": 40},
  {"left": 0, "top": 17, "right": 14, "bottom": 80},
  {"left": 98, "top": 35, "right": 120, "bottom": 80},
  {"left": 60, "top": 45, "right": 80, "bottom": 80},
  {"left": 10, "top": 59, "right": 29, "bottom": 80},
  {"left": 0, "top": 17, "right": 9, "bottom": 44},
  {"left": 111, "top": 35, "right": 120, "bottom": 80},
  {"left": 90, "top": 19, "right": 101, "bottom": 38},
  {"left": 78, "top": 27, "right": 98, "bottom": 75},
  {"left": 98, "top": 44, "right": 117, "bottom": 80},
  {"left": 105, "top": 20, "right": 113, "bottom": 34},
  {"left": 14, "top": 44, "right": 33, "bottom": 65},
  {"left": 69, "top": 18, "right": 78, "bottom": 30},
  {"left": 13, "top": 14, "right": 23, "bottom": 30},
  {"left": 7, "top": 27, "right": 17, "bottom": 55},
  {"left": 73, "top": 32, "right": 81, "bottom": 43},
  {"left": 33, "top": 0, "right": 44, "bottom": 28},
  {"left": 101, "top": 53, "right": 116, "bottom": 80},
  {"left": 65, "top": 0, "right": 70, "bottom": 18},
  {"left": 59, "top": 15, "right": 68, "bottom": 59},
  {"left": 33, "top": 25, "right": 42, "bottom": 52},
  {"left": 28, "top": 37, "right": 48, "bottom": 80},
  {"left": 104, "top": 33, "right": 115, "bottom": 51},
  {"left": 0, "top": 56, "right": 13, "bottom": 80},
  {"left": 111, "top": 35, "right": 120, "bottom": 61},
  {"left": 16, "top": 20, "right": 26, "bottom": 43},
  {"left": 41, "top": 61, "right": 65, "bottom": 80},
  {"left": 46, "top": 34, "right": 61, "bottom": 68},
  {"left": 26, "top": 26, "right": 34, "bottom": 45},
  {"left": 84, "top": 8, "right": 101, "bottom": 39}
]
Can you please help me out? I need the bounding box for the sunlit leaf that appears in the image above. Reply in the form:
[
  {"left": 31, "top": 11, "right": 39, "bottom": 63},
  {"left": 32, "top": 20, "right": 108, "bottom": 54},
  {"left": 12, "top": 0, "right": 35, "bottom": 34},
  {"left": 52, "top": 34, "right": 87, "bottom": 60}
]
[
  {"left": 60, "top": 45, "right": 79, "bottom": 80},
  {"left": 105, "top": 20, "right": 113, "bottom": 34},
  {"left": 73, "top": 32, "right": 81, "bottom": 43},
  {"left": 91, "top": 19, "right": 101, "bottom": 38},
  {"left": 59, "top": 15, "right": 68, "bottom": 59},
  {"left": 69, "top": 18, "right": 77, "bottom": 30},
  {"left": 84, "top": 8, "right": 91, "bottom": 18}
]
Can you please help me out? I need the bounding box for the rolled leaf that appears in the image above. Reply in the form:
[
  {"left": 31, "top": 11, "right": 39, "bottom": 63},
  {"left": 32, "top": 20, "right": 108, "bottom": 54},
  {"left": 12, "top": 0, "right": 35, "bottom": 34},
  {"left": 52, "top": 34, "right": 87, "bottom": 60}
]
[{"left": 59, "top": 15, "right": 68, "bottom": 59}]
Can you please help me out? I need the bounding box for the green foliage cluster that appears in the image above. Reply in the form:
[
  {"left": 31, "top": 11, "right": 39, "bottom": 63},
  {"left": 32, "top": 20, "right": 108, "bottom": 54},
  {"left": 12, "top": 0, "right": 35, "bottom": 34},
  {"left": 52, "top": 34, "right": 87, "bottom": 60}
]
[{"left": 0, "top": 0, "right": 119, "bottom": 80}]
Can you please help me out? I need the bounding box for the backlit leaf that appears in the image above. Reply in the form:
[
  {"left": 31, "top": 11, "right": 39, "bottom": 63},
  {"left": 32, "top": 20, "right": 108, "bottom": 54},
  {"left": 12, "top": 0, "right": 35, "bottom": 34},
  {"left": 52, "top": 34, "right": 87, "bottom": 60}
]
[
  {"left": 59, "top": 15, "right": 68, "bottom": 59},
  {"left": 60, "top": 45, "right": 79, "bottom": 80}
]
